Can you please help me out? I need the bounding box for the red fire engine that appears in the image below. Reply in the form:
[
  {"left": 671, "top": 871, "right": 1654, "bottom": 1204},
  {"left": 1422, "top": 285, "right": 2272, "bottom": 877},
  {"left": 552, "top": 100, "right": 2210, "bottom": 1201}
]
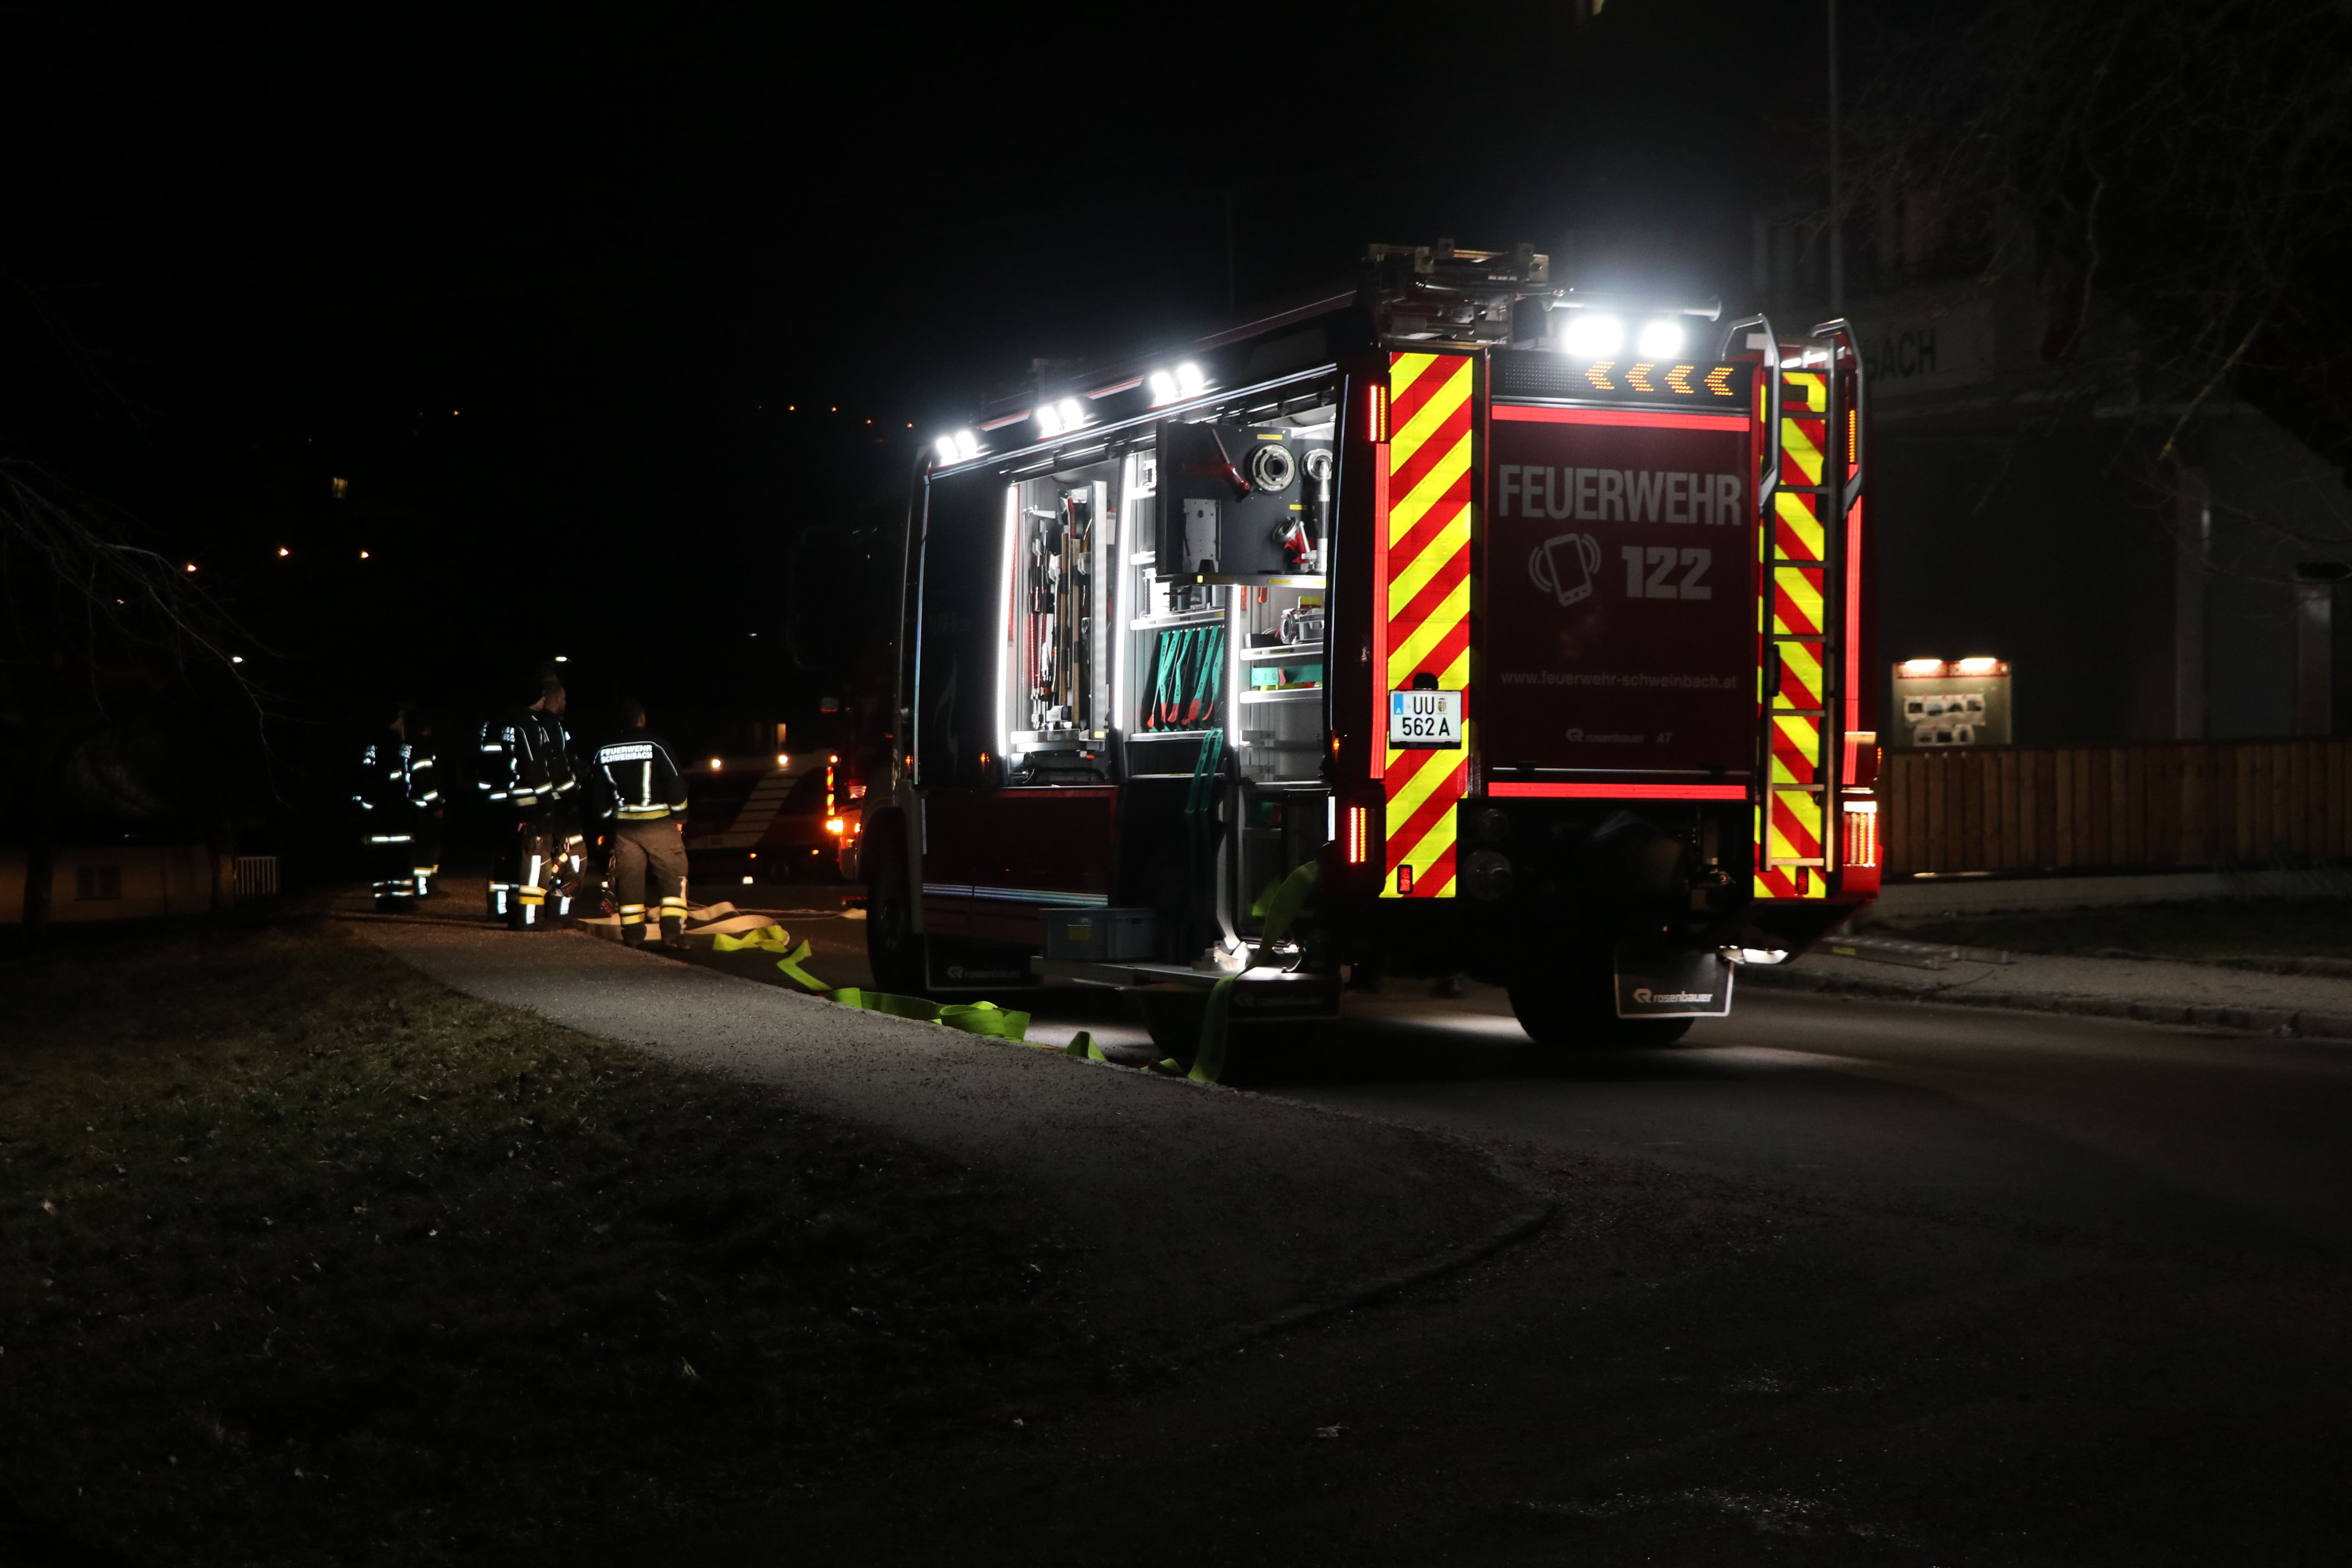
[{"left": 866, "top": 243, "right": 1877, "bottom": 1048}]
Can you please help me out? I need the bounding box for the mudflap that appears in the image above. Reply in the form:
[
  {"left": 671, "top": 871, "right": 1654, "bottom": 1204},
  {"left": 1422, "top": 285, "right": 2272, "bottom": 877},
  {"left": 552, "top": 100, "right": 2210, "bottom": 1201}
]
[{"left": 1613, "top": 946, "right": 1735, "bottom": 1020}]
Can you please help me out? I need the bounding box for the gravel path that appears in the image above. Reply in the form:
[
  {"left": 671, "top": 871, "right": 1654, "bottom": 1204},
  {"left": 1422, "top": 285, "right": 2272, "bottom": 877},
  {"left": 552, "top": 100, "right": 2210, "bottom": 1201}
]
[{"left": 355, "top": 916, "right": 1543, "bottom": 1352}]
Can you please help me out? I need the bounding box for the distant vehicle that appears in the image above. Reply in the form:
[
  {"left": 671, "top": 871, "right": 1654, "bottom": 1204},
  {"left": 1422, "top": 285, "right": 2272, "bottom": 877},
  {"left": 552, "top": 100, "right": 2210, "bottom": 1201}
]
[
  {"left": 682, "top": 755, "right": 860, "bottom": 886},
  {"left": 868, "top": 241, "right": 1880, "bottom": 1047}
]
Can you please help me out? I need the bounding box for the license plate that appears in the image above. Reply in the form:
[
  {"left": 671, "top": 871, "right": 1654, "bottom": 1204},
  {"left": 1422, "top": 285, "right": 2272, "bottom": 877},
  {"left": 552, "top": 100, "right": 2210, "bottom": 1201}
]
[{"left": 1388, "top": 688, "right": 1463, "bottom": 748}]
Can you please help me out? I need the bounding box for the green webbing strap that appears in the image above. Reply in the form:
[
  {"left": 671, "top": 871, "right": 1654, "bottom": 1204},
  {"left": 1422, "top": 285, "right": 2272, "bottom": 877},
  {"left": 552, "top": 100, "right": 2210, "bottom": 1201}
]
[
  {"left": 1164, "top": 627, "right": 1196, "bottom": 730},
  {"left": 1188, "top": 976, "right": 1236, "bottom": 1084},
  {"left": 1203, "top": 623, "right": 1225, "bottom": 719},
  {"left": 823, "top": 991, "right": 1236, "bottom": 1084},
  {"left": 1144, "top": 632, "right": 1167, "bottom": 730},
  {"left": 773, "top": 939, "right": 827, "bottom": 992},
  {"left": 1183, "top": 623, "right": 1223, "bottom": 726},
  {"left": 711, "top": 924, "right": 789, "bottom": 952},
  {"left": 1258, "top": 860, "right": 1319, "bottom": 947},
  {"left": 827, "top": 987, "right": 946, "bottom": 1021},
  {"left": 824, "top": 987, "right": 1031, "bottom": 1042}
]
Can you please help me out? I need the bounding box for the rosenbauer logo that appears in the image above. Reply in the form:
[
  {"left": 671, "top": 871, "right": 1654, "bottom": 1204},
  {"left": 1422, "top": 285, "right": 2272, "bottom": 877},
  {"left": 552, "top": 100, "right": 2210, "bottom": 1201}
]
[{"left": 1632, "top": 987, "right": 1715, "bottom": 1005}]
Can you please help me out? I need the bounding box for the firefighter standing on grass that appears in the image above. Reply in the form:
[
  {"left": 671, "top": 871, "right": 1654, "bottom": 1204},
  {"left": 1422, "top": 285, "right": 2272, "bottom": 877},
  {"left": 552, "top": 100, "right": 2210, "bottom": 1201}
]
[
  {"left": 590, "top": 699, "right": 691, "bottom": 948},
  {"left": 354, "top": 700, "right": 438, "bottom": 908}
]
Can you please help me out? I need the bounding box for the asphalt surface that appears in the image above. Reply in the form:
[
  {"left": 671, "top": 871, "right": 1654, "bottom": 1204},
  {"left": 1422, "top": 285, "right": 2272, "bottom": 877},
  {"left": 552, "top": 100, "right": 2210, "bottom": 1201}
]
[
  {"left": 685, "top": 884, "right": 2352, "bottom": 1256},
  {"left": 351, "top": 894, "right": 1541, "bottom": 1357},
  {"left": 390, "top": 882, "right": 2352, "bottom": 1563}
]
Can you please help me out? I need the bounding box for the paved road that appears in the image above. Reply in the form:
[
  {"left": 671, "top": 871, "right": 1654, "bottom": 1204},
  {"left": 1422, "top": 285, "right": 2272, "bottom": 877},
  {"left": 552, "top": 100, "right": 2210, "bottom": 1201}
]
[
  {"left": 450, "top": 889, "right": 2352, "bottom": 1563},
  {"left": 720, "top": 891, "right": 2352, "bottom": 1255},
  {"left": 1252, "top": 985, "right": 2352, "bottom": 1254},
  {"left": 682, "top": 942, "right": 2352, "bottom": 1566}
]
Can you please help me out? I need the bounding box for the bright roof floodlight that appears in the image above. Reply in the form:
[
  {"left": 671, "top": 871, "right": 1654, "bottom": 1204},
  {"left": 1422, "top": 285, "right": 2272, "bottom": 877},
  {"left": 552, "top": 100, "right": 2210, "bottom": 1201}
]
[
  {"left": 954, "top": 430, "right": 978, "bottom": 461},
  {"left": 1148, "top": 370, "right": 1179, "bottom": 405},
  {"left": 1957, "top": 656, "right": 2002, "bottom": 675},
  {"left": 1036, "top": 403, "right": 1064, "bottom": 438},
  {"left": 1635, "top": 318, "right": 1685, "bottom": 358},
  {"left": 1175, "top": 361, "right": 1207, "bottom": 396},
  {"left": 1559, "top": 312, "right": 1623, "bottom": 357},
  {"left": 1898, "top": 658, "right": 1945, "bottom": 676},
  {"left": 935, "top": 435, "right": 961, "bottom": 465},
  {"left": 1057, "top": 397, "right": 1083, "bottom": 428}
]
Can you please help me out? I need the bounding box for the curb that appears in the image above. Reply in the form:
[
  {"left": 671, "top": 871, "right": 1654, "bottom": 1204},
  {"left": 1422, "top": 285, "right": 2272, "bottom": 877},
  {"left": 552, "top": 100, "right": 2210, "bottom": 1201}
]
[{"left": 1744, "top": 962, "right": 2352, "bottom": 1040}]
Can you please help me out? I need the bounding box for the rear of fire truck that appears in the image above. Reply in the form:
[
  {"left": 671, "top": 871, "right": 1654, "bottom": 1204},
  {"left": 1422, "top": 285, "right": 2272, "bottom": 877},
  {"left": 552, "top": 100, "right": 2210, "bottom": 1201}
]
[{"left": 868, "top": 243, "right": 1876, "bottom": 1049}]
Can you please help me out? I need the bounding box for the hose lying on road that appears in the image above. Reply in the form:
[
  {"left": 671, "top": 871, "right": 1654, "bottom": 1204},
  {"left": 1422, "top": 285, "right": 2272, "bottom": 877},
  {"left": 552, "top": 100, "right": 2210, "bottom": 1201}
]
[{"left": 695, "top": 910, "right": 1227, "bottom": 1083}]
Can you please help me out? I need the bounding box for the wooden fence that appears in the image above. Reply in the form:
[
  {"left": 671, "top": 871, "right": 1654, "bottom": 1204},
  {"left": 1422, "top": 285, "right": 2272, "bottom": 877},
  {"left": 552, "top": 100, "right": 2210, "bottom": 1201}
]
[{"left": 1881, "top": 739, "right": 2352, "bottom": 877}]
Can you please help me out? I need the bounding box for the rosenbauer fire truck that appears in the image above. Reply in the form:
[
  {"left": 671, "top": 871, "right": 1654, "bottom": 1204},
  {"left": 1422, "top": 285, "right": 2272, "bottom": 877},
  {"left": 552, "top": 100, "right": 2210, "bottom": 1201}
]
[{"left": 866, "top": 242, "right": 1878, "bottom": 1049}]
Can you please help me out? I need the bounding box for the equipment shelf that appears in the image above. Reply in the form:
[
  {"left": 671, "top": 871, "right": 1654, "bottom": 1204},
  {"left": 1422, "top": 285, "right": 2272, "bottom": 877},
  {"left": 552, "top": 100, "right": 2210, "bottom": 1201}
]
[
  {"left": 1158, "top": 572, "right": 1327, "bottom": 589},
  {"left": 1129, "top": 610, "right": 1227, "bottom": 631},
  {"left": 1238, "top": 641, "right": 1324, "bottom": 659},
  {"left": 1238, "top": 687, "right": 1321, "bottom": 703}
]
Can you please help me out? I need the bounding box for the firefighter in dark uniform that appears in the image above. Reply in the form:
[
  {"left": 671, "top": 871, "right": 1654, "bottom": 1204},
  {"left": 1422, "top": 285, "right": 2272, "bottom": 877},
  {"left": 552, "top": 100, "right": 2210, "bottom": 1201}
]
[
  {"left": 486, "top": 674, "right": 574, "bottom": 930},
  {"left": 405, "top": 710, "right": 443, "bottom": 897},
  {"left": 537, "top": 691, "right": 588, "bottom": 922},
  {"left": 476, "top": 707, "right": 516, "bottom": 918},
  {"left": 354, "top": 701, "right": 436, "bottom": 908},
  {"left": 590, "top": 699, "right": 692, "bottom": 947}
]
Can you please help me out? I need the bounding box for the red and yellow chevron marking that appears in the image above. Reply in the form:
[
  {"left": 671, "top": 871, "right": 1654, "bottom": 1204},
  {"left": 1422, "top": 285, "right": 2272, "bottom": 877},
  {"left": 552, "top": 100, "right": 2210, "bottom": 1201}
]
[
  {"left": 1757, "top": 369, "right": 1833, "bottom": 900},
  {"left": 1773, "top": 564, "right": 1825, "bottom": 638},
  {"left": 1379, "top": 351, "right": 1474, "bottom": 900}
]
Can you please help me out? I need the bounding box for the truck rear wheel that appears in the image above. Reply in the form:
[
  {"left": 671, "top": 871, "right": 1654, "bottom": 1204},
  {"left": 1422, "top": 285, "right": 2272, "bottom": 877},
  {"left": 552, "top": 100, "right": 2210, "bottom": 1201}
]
[
  {"left": 864, "top": 824, "right": 925, "bottom": 995},
  {"left": 1506, "top": 973, "right": 1693, "bottom": 1048}
]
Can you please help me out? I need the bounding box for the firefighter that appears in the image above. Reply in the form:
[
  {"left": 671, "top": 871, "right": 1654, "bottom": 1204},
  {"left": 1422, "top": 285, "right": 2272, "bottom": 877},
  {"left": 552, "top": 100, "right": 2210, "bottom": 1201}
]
[
  {"left": 406, "top": 710, "right": 444, "bottom": 897},
  {"left": 486, "top": 673, "right": 572, "bottom": 930},
  {"left": 476, "top": 708, "right": 515, "bottom": 918},
  {"left": 533, "top": 687, "right": 588, "bottom": 921},
  {"left": 354, "top": 700, "right": 434, "bottom": 909},
  {"left": 589, "top": 699, "right": 691, "bottom": 948}
]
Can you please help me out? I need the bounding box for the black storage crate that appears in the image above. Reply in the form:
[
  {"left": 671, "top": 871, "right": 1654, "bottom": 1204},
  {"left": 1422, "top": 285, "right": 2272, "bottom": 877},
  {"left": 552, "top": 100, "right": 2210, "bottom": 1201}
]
[{"left": 1042, "top": 907, "right": 1159, "bottom": 961}]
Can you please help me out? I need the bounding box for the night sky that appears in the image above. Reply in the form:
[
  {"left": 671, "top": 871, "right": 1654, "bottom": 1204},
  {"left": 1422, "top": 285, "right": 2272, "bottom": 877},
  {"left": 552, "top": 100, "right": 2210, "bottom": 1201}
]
[{"left": 0, "top": 3, "right": 1833, "bottom": 747}]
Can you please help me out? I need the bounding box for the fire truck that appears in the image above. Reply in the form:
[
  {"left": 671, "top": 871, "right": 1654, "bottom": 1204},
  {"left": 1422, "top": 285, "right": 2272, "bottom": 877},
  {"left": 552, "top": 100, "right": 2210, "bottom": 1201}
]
[{"left": 866, "top": 243, "right": 1877, "bottom": 1049}]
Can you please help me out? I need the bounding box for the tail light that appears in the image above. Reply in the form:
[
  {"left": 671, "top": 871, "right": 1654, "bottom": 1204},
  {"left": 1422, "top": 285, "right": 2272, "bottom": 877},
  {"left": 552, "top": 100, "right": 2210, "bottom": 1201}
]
[
  {"left": 1346, "top": 804, "right": 1369, "bottom": 865},
  {"left": 825, "top": 817, "right": 845, "bottom": 835},
  {"left": 1843, "top": 799, "right": 1879, "bottom": 868},
  {"left": 1367, "top": 384, "right": 1390, "bottom": 444}
]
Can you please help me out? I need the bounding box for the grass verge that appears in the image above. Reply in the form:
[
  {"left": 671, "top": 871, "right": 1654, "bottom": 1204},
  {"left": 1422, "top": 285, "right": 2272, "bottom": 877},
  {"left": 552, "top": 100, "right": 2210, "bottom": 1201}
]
[{"left": 0, "top": 919, "right": 1078, "bottom": 1566}]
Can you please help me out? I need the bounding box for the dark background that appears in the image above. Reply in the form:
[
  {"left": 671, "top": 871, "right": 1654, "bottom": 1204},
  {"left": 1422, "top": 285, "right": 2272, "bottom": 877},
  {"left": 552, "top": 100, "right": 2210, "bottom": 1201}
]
[{"left": 0, "top": 2, "right": 1833, "bottom": 743}]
